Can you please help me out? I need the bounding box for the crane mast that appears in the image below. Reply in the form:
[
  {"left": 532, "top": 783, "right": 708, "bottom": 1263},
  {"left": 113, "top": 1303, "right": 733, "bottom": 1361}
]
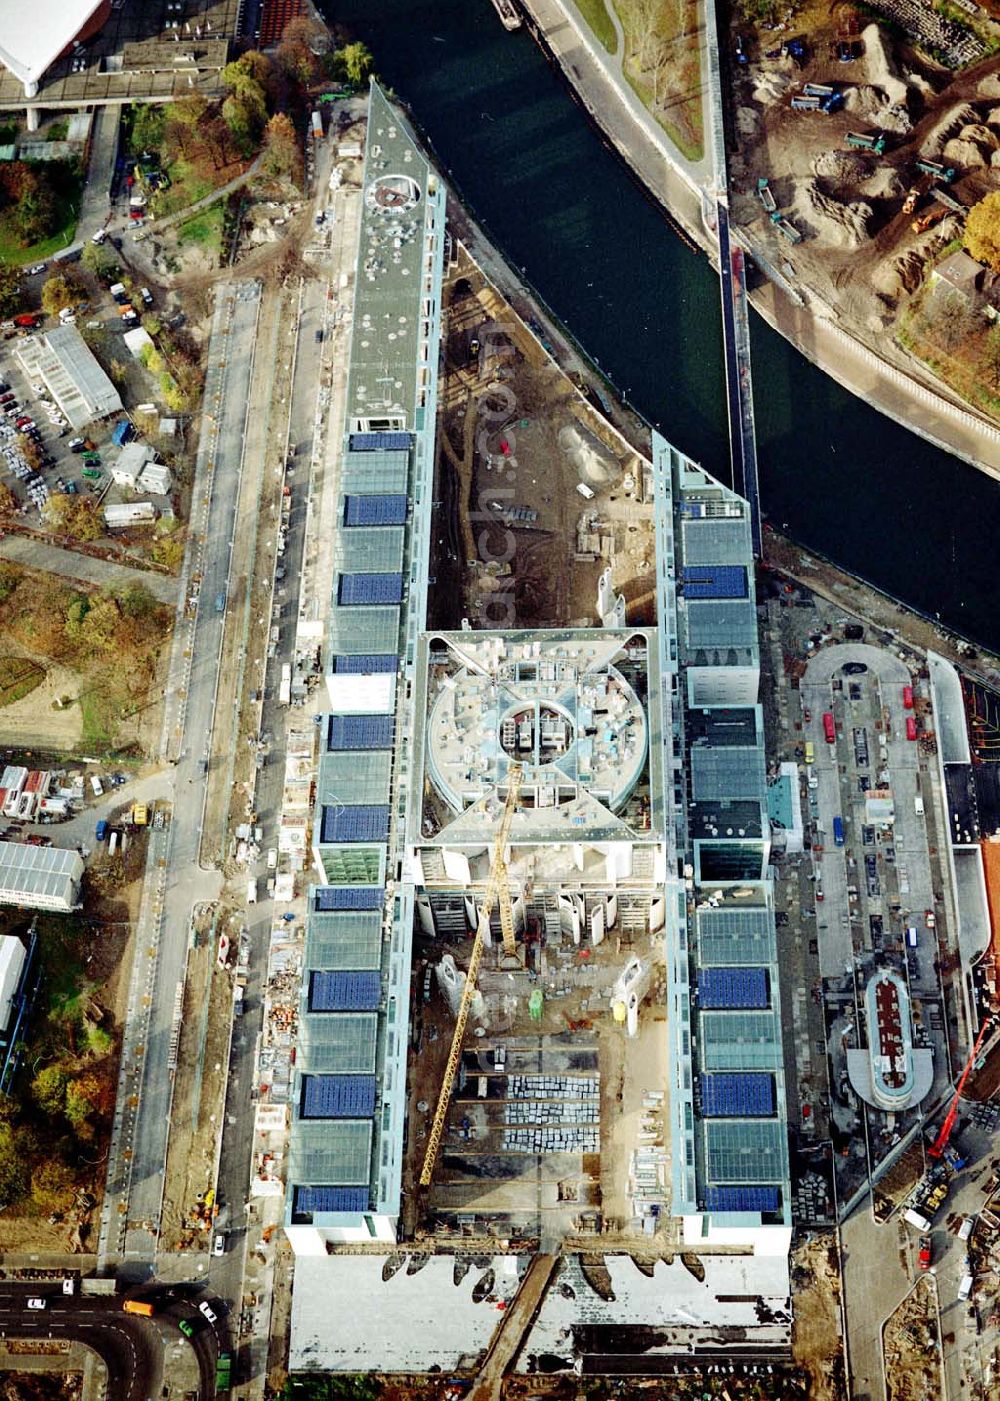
[
  {"left": 419, "top": 765, "right": 523, "bottom": 1190},
  {"left": 929, "top": 1015, "right": 993, "bottom": 1159}
]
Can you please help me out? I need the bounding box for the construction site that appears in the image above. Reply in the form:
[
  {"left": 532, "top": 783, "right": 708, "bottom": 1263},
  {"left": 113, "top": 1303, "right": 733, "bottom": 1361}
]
[{"left": 286, "top": 85, "right": 795, "bottom": 1387}]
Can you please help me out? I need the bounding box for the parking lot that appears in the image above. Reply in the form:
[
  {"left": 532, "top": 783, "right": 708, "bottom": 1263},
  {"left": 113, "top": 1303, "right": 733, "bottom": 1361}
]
[{"left": 0, "top": 328, "right": 124, "bottom": 521}]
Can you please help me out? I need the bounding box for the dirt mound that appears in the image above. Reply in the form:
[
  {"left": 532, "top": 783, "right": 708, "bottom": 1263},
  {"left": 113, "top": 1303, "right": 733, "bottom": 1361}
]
[
  {"left": 844, "top": 84, "right": 888, "bottom": 120},
  {"left": 961, "top": 122, "right": 1000, "bottom": 151},
  {"left": 922, "top": 102, "right": 981, "bottom": 157},
  {"left": 797, "top": 180, "right": 873, "bottom": 247},
  {"left": 944, "top": 136, "right": 988, "bottom": 167},
  {"left": 881, "top": 103, "right": 914, "bottom": 135},
  {"left": 737, "top": 106, "right": 760, "bottom": 138},
  {"left": 991, "top": 149, "right": 1000, "bottom": 168},
  {"left": 988, "top": 106, "right": 1000, "bottom": 128},
  {"left": 813, "top": 149, "right": 872, "bottom": 191},
  {"left": 861, "top": 166, "right": 908, "bottom": 199},
  {"left": 978, "top": 73, "right": 1000, "bottom": 99},
  {"left": 752, "top": 71, "right": 792, "bottom": 104},
  {"left": 860, "top": 23, "right": 910, "bottom": 107},
  {"left": 872, "top": 249, "right": 926, "bottom": 298}
]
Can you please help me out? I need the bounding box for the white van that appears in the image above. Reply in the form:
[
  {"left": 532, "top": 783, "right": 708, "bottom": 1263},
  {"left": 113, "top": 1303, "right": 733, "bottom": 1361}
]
[
  {"left": 90, "top": 774, "right": 104, "bottom": 798},
  {"left": 904, "top": 1207, "right": 931, "bottom": 1232},
  {"left": 247, "top": 877, "right": 258, "bottom": 906},
  {"left": 266, "top": 848, "right": 277, "bottom": 871},
  {"left": 958, "top": 1273, "right": 974, "bottom": 1301},
  {"left": 959, "top": 1215, "right": 975, "bottom": 1241},
  {"left": 575, "top": 482, "right": 595, "bottom": 500}
]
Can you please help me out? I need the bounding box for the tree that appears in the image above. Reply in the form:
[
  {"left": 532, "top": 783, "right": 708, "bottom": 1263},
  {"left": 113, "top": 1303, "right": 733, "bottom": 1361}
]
[
  {"left": 337, "top": 40, "right": 375, "bottom": 88},
  {"left": 44, "top": 494, "right": 102, "bottom": 542},
  {"left": 130, "top": 104, "right": 167, "bottom": 156},
  {"left": 223, "top": 87, "right": 267, "bottom": 154},
  {"left": 261, "top": 113, "right": 303, "bottom": 185},
  {"left": 41, "top": 273, "right": 78, "bottom": 316},
  {"left": 16, "top": 432, "right": 44, "bottom": 473},
  {"left": 81, "top": 241, "right": 119, "bottom": 281},
  {"left": 980, "top": 322, "right": 1000, "bottom": 391},
  {"left": 0, "top": 1122, "right": 28, "bottom": 1205},
  {"left": 0, "top": 260, "right": 21, "bottom": 317},
  {"left": 929, "top": 289, "right": 975, "bottom": 353},
  {"left": 965, "top": 191, "right": 1000, "bottom": 274},
  {"left": 31, "top": 1159, "right": 76, "bottom": 1214},
  {"left": 65, "top": 1072, "right": 103, "bottom": 1132},
  {"left": 276, "top": 17, "right": 328, "bottom": 87},
  {"left": 32, "top": 1064, "right": 68, "bottom": 1116},
  {"left": 163, "top": 94, "right": 209, "bottom": 159},
  {"left": 0, "top": 483, "right": 16, "bottom": 516}
]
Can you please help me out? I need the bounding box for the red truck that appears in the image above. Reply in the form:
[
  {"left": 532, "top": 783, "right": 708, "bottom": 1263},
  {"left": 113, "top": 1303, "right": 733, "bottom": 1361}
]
[{"left": 918, "top": 1236, "right": 932, "bottom": 1270}]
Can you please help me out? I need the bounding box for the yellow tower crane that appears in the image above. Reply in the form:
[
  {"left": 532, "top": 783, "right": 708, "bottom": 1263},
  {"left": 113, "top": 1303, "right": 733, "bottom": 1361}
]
[{"left": 419, "top": 763, "right": 523, "bottom": 1189}]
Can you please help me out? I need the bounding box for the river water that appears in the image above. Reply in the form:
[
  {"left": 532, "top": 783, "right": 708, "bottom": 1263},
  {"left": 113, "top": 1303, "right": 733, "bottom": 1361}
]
[{"left": 331, "top": 0, "right": 1000, "bottom": 651}]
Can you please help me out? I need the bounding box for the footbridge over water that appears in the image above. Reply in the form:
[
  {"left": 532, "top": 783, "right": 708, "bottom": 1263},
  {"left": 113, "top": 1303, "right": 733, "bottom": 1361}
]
[{"left": 702, "top": 0, "right": 763, "bottom": 558}]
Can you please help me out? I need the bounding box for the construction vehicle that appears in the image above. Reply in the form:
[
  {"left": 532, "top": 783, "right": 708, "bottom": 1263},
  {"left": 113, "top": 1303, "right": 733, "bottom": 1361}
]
[
  {"left": 757, "top": 177, "right": 777, "bottom": 214},
  {"left": 131, "top": 802, "right": 148, "bottom": 827},
  {"left": 775, "top": 217, "right": 803, "bottom": 244},
  {"left": 803, "top": 82, "right": 845, "bottom": 112},
  {"left": 918, "top": 1236, "right": 932, "bottom": 1269},
  {"left": 419, "top": 765, "right": 523, "bottom": 1189},
  {"left": 792, "top": 94, "right": 822, "bottom": 111},
  {"left": 912, "top": 206, "right": 946, "bottom": 235},
  {"left": 847, "top": 130, "right": 887, "bottom": 155},
  {"left": 929, "top": 1016, "right": 993, "bottom": 1159},
  {"left": 930, "top": 186, "right": 966, "bottom": 216},
  {"left": 916, "top": 158, "right": 956, "bottom": 183}
]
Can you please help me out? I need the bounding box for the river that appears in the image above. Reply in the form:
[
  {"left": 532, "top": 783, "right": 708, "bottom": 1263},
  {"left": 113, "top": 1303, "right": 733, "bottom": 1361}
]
[{"left": 329, "top": 0, "right": 1000, "bottom": 651}]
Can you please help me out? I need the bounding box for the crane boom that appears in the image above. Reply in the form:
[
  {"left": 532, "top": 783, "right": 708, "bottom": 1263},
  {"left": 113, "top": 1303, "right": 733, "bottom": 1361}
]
[
  {"left": 929, "top": 1016, "right": 993, "bottom": 1159},
  {"left": 419, "top": 766, "right": 522, "bottom": 1189}
]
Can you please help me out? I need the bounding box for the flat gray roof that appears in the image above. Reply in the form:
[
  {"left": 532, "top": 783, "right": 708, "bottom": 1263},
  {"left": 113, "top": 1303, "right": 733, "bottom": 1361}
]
[
  {"left": 15, "top": 326, "right": 122, "bottom": 430},
  {"left": 0, "top": 841, "right": 83, "bottom": 910}
]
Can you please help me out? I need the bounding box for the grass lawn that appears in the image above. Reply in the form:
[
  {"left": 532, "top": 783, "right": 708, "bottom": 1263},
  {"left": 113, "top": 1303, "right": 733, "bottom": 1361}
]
[
  {"left": 614, "top": 0, "right": 705, "bottom": 162},
  {"left": 0, "top": 657, "right": 44, "bottom": 707},
  {"left": 154, "top": 153, "right": 217, "bottom": 218},
  {"left": 576, "top": 0, "right": 619, "bottom": 53},
  {"left": 78, "top": 682, "right": 120, "bottom": 752},
  {"left": 177, "top": 203, "right": 224, "bottom": 261}
]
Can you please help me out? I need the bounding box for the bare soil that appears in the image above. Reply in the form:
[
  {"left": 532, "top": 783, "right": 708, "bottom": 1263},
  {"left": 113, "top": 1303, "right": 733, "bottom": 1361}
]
[
  {"left": 791, "top": 1231, "right": 845, "bottom": 1401},
  {"left": 0, "top": 658, "right": 82, "bottom": 749},
  {"left": 883, "top": 1275, "right": 941, "bottom": 1401}
]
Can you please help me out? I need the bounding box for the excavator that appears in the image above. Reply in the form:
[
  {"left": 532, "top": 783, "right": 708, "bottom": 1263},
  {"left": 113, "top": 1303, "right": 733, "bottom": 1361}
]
[{"left": 419, "top": 764, "right": 523, "bottom": 1189}]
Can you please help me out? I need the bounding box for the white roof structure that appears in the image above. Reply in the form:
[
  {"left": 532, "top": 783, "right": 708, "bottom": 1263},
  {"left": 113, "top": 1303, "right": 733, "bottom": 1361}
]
[
  {"left": 14, "top": 326, "right": 122, "bottom": 430},
  {"left": 137, "top": 460, "right": 172, "bottom": 496},
  {"left": 0, "top": 842, "right": 84, "bottom": 912},
  {"left": 0, "top": 936, "right": 25, "bottom": 1031},
  {"left": 0, "top": 0, "right": 106, "bottom": 93},
  {"left": 289, "top": 1255, "right": 520, "bottom": 1373},
  {"left": 110, "top": 441, "right": 153, "bottom": 488},
  {"left": 123, "top": 327, "right": 154, "bottom": 360}
]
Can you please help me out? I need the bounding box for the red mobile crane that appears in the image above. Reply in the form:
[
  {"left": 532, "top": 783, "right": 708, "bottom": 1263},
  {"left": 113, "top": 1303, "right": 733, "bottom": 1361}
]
[{"left": 928, "top": 1017, "right": 993, "bottom": 1159}]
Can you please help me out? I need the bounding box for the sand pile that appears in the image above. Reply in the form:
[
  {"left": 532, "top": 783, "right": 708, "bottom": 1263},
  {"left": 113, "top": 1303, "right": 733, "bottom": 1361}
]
[
  {"left": 752, "top": 71, "right": 792, "bottom": 104},
  {"left": 978, "top": 73, "right": 1000, "bottom": 99},
  {"left": 871, "top": 250, "right": 925, "bottom": 299},
  {"left": 922, "top": 102, "right": 980, "bottom": 157},
  {"left": 737, "top": 106, "right": 760, "bottom": 138},
  {"left": 813, "top": 149, "right": 872, "bottom": 192},
  {"left": 798, "top": 180, "right": 873, "bottom": 248},
  {"left": 943, "top": 136, "right": 988, "bottom": 167},
  {"left": 881, "top": 103, "right": 913, "bottom": 135},
  {"left": 861, "top": 167, "right": 908, "bottom": 199},
  {"left": 961, "top": 122, "right": 999, "bottom": 150},
  {"left": 844, "top": 84, "right": 888, "bottom": 120},
  {"left": 860, "top": 23, "right": 910, "bottom": 107}
]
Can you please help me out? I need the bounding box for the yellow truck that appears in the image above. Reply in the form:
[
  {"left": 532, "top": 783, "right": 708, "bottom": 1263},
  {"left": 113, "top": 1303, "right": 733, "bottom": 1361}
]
[{"left": 132, "top": 803, "right": 148, "bottom": 827}]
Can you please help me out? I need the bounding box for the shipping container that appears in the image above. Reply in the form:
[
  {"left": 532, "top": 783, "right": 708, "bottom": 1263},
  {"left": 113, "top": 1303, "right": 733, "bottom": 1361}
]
[
  {"left": 123, "top": 1299, "right": 155, "bottom": 1316},
  {"left": 903, "top": 685, "right": 914, "bottom": 710},
  {"left": 823, "top": 712, "right": 836, "bottom": 744},
  {"left": 906, "top": 716, "right": 917, "bottom": 741}
]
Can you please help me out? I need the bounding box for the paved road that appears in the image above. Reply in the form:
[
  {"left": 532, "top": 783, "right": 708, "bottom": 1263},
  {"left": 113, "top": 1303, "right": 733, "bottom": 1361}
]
[
  {"left": 77, "top": 106, "right": 122, "bottom": 243},
  {"left": 99, "top": 283, "right": 262, "bottom": 1270},
  {"left": 0, "top": 1288, "right": 166, "bottom": 1401},
  {"left": 842, "top": 1202, "right": 913, "bottom": 1401},
  {"left": 0, "top": 532, "right": 177, "bottom": 603}
]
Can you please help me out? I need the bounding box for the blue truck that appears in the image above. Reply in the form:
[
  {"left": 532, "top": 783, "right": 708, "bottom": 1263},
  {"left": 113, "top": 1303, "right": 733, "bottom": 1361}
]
[
  {"left": 111, "top": 419, "right": 133, "bottom": 447},
  {"left": 95, "top": 819, "right": 108, "bottom": 842},
  {"left": 833, "top": 816, "right": 845, "bottom": 847}
]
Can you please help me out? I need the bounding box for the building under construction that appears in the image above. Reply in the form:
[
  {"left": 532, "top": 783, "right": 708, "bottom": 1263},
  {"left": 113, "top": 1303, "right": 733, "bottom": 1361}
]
[{"left": 287, "top": 84, "right": 793, "bottom": 1377}]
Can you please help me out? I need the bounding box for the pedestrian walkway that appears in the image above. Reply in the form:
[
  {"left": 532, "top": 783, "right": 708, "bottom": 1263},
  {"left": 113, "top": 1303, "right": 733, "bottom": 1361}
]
[{"left": 0, "top": 533, "right": 178, "bottom": 604}]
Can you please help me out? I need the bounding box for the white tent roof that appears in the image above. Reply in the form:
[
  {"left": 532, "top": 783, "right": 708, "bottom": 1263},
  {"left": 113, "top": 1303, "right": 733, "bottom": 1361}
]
[{"left": 0, "top": 0, "right": 105, "bottom": 87}]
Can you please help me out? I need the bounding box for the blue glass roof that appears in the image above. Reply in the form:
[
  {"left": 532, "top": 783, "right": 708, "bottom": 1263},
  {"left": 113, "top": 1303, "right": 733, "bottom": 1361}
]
[
  {"left": 313, "top": 886, "right": 384, "bottom": 912},
  {"left": 344, "top": 494, "right": 408, "bottom": 527},
  {"left": 309, "top": 970, "right": 381, "bottom": 1012},
  {"left": 682, "top": 565, "right": 749, "bottom": 599},
  {"left": 332, "top": 654, "right": 398, "bottom": 674},
  {"left": 349, "top": 431, "right": 412, "bottom": 452},
  {"left": 293, "top": 1185, "right": 369, "bottom": 1214},
  {"left": 698, "top": 966, "right": 769, "bottom": 1009},
  {"left": 338, "top": 573, "right": 403, "bottom": 606},
  {"left": 302, "top": 1074, "right": 377, "bottom": 1119},
  {"left": 704, "top": 1185, "right": 779, "bottom": 1213},
  {"left": 701, "top": 1073, "right": 775, "bottom": 1118},
  {"left": 327, "top": 716, "right": 394, "bottom": 752},
  {"left": 320, "top": 804, "right": 390, "bottom": 844}
]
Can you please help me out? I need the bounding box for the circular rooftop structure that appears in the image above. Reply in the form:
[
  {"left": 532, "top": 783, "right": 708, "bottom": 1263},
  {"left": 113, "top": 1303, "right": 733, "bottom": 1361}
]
[
  {"left": 365, "top": 173, "right": 421, "bottom": 217},
  {"left": 424, "top": 634, "right": 648, "bottom": 825}
]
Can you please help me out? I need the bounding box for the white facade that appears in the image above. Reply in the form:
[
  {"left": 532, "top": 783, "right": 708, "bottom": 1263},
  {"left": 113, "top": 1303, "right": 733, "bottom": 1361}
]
[
  {"left": 110, "top": 442, "right": 152, "bottom": 489},
  {"left": 0, "top": 936, "right": 26, "bottom": 1031},
  {"left": 0, "top": 842, "right": 83, "bottom": 912},
  {"left": 104, "top": 501, "right": 156, "bottom": 529}
]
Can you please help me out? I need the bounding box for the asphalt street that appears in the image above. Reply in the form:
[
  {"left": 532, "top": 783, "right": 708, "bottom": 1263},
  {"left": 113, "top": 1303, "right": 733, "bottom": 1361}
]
[{"left": 99, "top": 282, "right": 262, "bottom": 1270}]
